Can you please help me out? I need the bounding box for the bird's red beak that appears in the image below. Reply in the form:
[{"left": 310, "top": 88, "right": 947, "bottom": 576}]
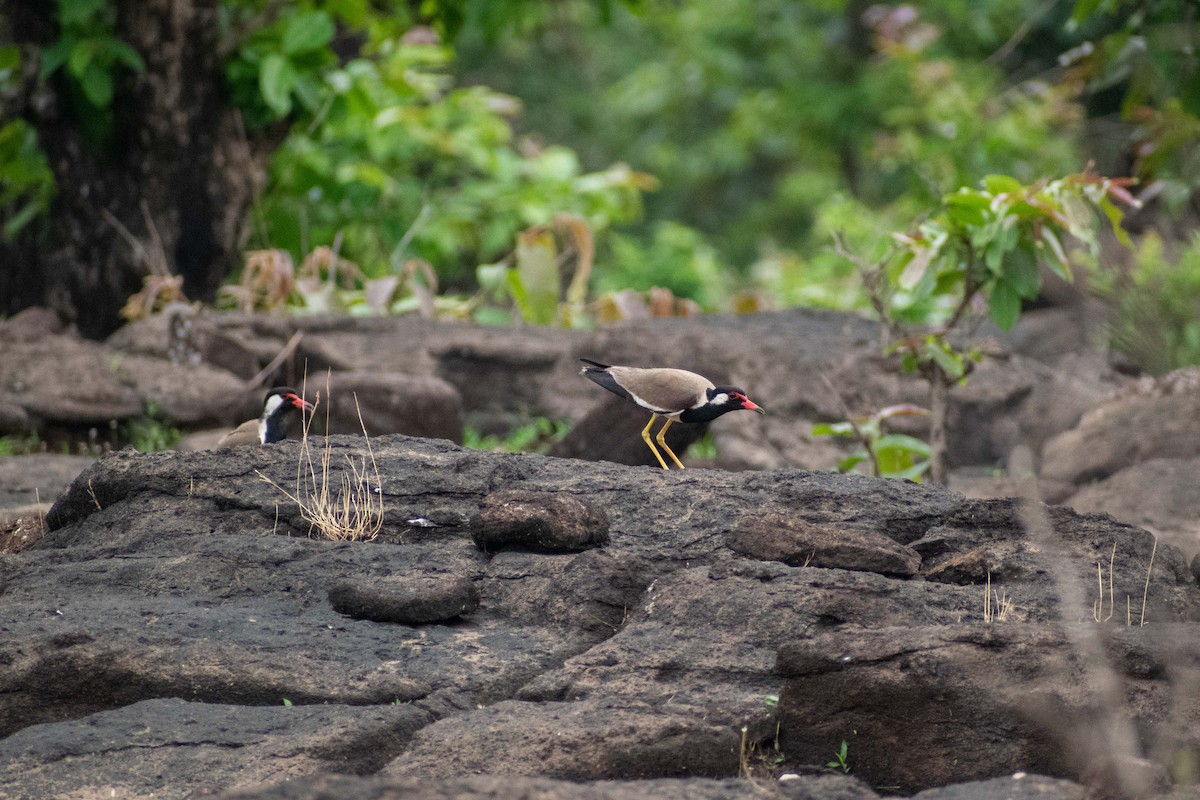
[
  {"left": 743, "top": 398, "right": 765, "bottom": 414},
  {"left": 288, "top": 393, "right": 314, "bottom": 412}
]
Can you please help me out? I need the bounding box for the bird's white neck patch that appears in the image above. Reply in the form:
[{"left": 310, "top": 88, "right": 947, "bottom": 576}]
[
  {"left": 705, "top": 392, "right": 729, "bottom": 408},
  {"left": 262, "top": 394, "right": 287, "bottom": 419}
]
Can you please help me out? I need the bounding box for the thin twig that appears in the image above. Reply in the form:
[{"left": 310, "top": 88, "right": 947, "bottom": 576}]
[
  {"left": 247, "top": 329, "right": 305, "bottom": 389},
  {"left": 818, "top": 371, "right": 879, "bottom": 477}
]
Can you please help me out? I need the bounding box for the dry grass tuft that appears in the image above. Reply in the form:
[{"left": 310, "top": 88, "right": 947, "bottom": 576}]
[
  {"left": 982, "top": 571, "right": 1013, "bottom": 623},
  {"left": 259, "top": 384, "right": 383, "bottom": 542}
]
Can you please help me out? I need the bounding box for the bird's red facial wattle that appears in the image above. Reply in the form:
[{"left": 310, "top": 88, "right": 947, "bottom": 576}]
[{"left": 287, "top": 393, "right": 314, "bottom": 412}]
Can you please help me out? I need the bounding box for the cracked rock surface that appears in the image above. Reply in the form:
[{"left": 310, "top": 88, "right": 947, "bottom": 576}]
[{"left": 2, "top": 434, "right": 1199, "bottom": 798}]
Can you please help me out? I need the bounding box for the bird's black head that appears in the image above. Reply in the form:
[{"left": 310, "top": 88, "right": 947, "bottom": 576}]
[
  {"left": 710, "top": 386, "right": 764, "bottom": 414},
  {"left": 680, "top": 385, "right": 765, "bottom": 423},
  {"left": 263, "top": 386, "right": 313, "bottom": 416},
  {"left": 259, "top": 387, "right": 314, "bottom": 444}
]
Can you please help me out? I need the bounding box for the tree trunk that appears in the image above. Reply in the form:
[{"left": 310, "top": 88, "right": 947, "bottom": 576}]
[{"left": 1, "top": 0, "right": 269, "bottom": 339}]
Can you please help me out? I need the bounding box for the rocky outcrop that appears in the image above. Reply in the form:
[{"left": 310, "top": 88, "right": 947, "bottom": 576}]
[{"left": 1, "top": 435, "right": 1198, "bottom": 798}]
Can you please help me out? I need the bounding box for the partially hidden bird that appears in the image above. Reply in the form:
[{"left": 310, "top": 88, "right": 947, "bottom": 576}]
[
  {"left": 579, "top": 358, "right": 764, "bottom": 470},
  {"left": 217, "top": 386, "right": 314, "bottom": 448}
]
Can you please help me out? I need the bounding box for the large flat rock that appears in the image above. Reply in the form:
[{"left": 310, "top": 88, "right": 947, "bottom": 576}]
[{"left": 1, "top": 435, "right": 1197, "bottom": 797}]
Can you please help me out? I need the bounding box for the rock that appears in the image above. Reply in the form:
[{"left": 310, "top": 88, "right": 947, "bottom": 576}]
[
  {"left": 434, "top": 333, "right": 581, "bottom": 428},
  {"left": 0, "top": 401, "right": 31, "bottom": 434},
  {"left": 0, "top": 454, "right": 95, "bottom": 511},
  {"left": 549, "top": 398, "right": 707, "bottom": 469},
  {"left": 329, "top": 575, "right": 480, "bottom": 624},
  {"left": 1041, "top": 367, "right": 1200, "bottom": 502},
  {"left": 0, "top": 454, "right": 94, "bottom": 554},
  {"left": 38, "top": 306, "right": 1126, "bottom": 476},
  {"left": 0, "top": 334, "right": 253, "bottom": 427},
  {"left": 0, "top": 306, "right": 66, "bottom": 342},
  {"left": 320, "top": 370, "right": 464, "bottom": 443},
  {"left": 212, "top": 774, "right": 834, "bottom": 800},
  {"left": 383, "top": 698, "right": 740, "bottom": 779},
  {"left": 0, "top": 697, "right": 430, "bottom": 799},
  {"left": 4, "top": 422, "right": 1199, "bottom": 797},
  {"left": 776, "top": 624, "right": 1200, "bottom": 794},
  {"left": 472, "top": 488, "right": 610, "bottom": 552},
  {"left": 728, "top": 512, "right": 922, "bottom": 577},
  {"left": 911, "top": 773, "right": 1090, "bottom": 800},
  {"left": 1065, "top": 458, "right": 1200, "bottom": 559}
]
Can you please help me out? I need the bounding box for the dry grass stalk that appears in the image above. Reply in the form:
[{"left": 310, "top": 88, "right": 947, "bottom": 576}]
[
  {"left": 259, "top": 387, "right": 383, "bottom": 542},
  {"left": 982, "top": 571, "right": 1013, "bottom": 623},
  {"left": 1139, "top": 536, "right": 1157, "bottom": 627},
  {"left": 1093, "top": 543, "right": 1117, "bottom": 623},
  {"left": 1008, "top": 442, "right": 1149, "bottom": 798}
]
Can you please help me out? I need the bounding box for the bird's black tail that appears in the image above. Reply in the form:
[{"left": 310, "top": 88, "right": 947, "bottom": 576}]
[{"left": 579, "top": 357, "right": 611, "bottom": 371}]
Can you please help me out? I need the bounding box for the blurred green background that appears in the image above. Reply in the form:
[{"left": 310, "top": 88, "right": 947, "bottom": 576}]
[{"left": 3, "top": 0, "right": 1200, "bottom": 370}]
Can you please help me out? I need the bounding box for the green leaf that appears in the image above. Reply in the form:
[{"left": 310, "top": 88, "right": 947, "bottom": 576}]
[
  {"left": 102, "top": 39, "right": 145, "bottom": 72},
  {"left": 39, "top": 37, "right": 73, "bottom": 80},
  {"left": 67, "top": 39, "right": 96, "bottom": 79},
  {"left": 924, "top": 338, "right": 966, "bottom": 379},
  {"left": 59, "top": 0, "right": 107, "bottom": 27},
  {"left": 282, "top": 12, "right": 335, "bottom": 56},
  {"left": 513, "top": 229, "right": 560, "bottom": 325},
  {"left": 1003, "top": 246, "right": 1041, "bottom": 299},
  {"left": 890, "top": 461, "right": 932, "bottom": 481},
  {"left": 259, "top": 53, "right": 297, "bottom": 117},
  {"left": 1039, "top": 228, "right": 1071, "bottom": 281},
  {"left": 875, "top": 434, "right": 931, "bottom": 457},
  {"left": 78, "top": 63, "right": 113, "bottom": 107},
  {"left": 1098, "top": 195, "right": 1131, "bottom": 247},
  {"left": 983, "top": 174, "right": 1023, "bottom": 196},
  {"left": 3, "top": 202, "right": 43, "bottom": 240},
  {"left": 989, "top": 280, "right": 1021, "bottom": 330},
  {"left": 944, "top": 190, "right": 989, "bottom": 228},
  {"left": 812, "top": 422, "right": 855, "bottom": 437},
  {"left": 836, "top": 453, "right": 867, "bottom": 473}
]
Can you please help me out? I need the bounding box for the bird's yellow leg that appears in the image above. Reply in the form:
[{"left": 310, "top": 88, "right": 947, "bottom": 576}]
[
  {"left": 655, "top": 418, "right": 686, "bottom": 469},
  {"left": 641, "top": 414, "right": 670, "bottom": 470}
]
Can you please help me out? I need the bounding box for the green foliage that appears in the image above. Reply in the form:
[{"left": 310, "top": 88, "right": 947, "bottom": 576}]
[
  {"left": 0, "top": 430, "right": 42, "bottom": 457},
  {"left": 813, "top": 404, "right": 931, "bottom": 481},
  {"left": 39, "top": 0, "right": 144, "bottom": 143},
  {"left": 827, "top": 740, "right": 850, "bottom": 773},
  {"left": 1092, "top": 232, "right": 1200, "bottom": 374},
  {"left": 685, "top": 431, "right": 718, "bottom": 462},
  {"left": 463, "top": 416, "right": 570, "bottom": 454},
  {"left": 252, "top": 35, "right": 652, "bottom": 290},
  {"left": 0, "top": 119, "right": 55, "bottom": 240},
  {"left": 885, "top": 170, "right": 1138, "bottom": 333},
  {"left": 458, "top": 0, "right": 1087, "bottom": 289},
  {"left": 119, "top": 401, "right": 182, "bottom": 453},
  {"left": 225, "top": 8, "right": 336, "bottom": 128}
]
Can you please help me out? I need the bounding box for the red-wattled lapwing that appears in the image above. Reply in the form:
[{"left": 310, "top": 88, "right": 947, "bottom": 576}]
[
  {"left": 579, "top": 358, "right": 764, "bottom": 470},
  {"left": 217, "top": 386, "right": 314, "bottom": 448}
]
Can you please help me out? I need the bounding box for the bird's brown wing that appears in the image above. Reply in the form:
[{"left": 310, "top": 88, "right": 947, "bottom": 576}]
[
  {"left": 606, "top": 367, "right": 714, "bottom": 413},
  {"left": 216, "top": 419, "right": 260, "bottom": 448}
]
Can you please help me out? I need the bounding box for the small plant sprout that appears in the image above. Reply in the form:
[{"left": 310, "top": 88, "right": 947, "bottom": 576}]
[
  {"left": 812, "top": 396, "right": 931, "bottom": 481},
  {"left": 827, "top": 740, "right": 850, "bottom": 773},
  {"left": 838, "top": 169, "right": 1138, "bottom": 484},
  {"left": 282, "top": 698, "right": 293, "bottom": 707}
]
